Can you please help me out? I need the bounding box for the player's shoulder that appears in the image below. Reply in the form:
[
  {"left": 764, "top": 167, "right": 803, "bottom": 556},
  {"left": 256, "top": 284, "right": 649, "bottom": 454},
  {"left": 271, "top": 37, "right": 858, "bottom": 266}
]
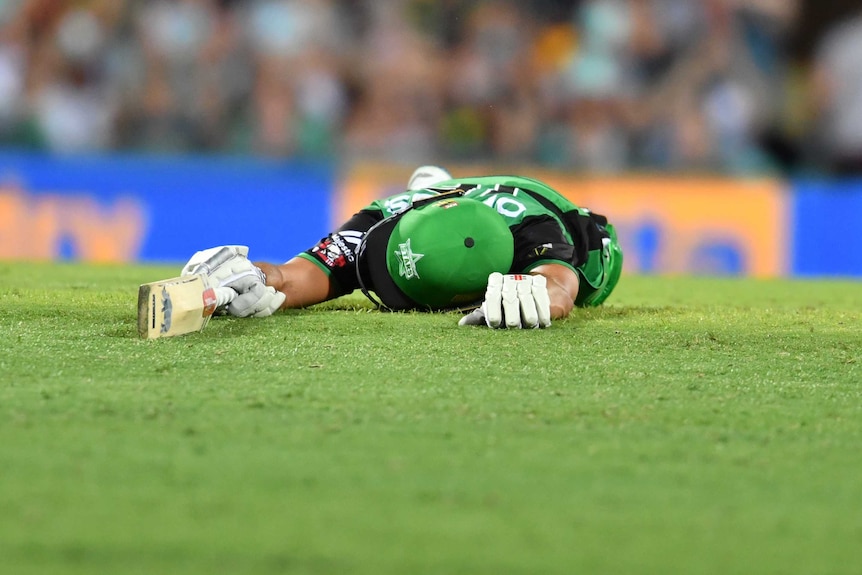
[
  {"left": 452, "top": 175, "right": 539, "bottom": 187},
  {"left": 465, "top": 175, "right": 565, "bottom": 197}
]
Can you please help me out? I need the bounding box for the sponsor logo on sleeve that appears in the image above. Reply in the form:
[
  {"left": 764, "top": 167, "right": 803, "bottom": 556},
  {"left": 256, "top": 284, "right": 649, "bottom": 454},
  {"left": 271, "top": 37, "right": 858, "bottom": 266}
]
[{"left": 310, "top": 232, "right": 357, "bottom": 269}]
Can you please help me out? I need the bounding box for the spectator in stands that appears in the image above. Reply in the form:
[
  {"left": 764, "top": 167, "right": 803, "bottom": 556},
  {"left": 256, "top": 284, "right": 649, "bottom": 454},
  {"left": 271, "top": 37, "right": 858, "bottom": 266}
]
[
  {"left": 0, "top": 0, "right": 820, "bottom": 175},
  {"left": 130, "top": 0, "right": 232, "bottom": 151},
  {"left": 810, "top": 9, "right": 862, "bottom": 174},
  {"left": 342, "top": 2, "right": 441, "bottom": 163},
  {"left": 0, "top": 3, "right": 30, "bottom": 144},
  {"left": 441, "top": 2, "right": 540, "bottom": 162},
  {"left": 30, "top": 2, "right": 121, "bottom": 152},
  {"left": 241, "top": 0, "right": 349, "bottom": 156}
]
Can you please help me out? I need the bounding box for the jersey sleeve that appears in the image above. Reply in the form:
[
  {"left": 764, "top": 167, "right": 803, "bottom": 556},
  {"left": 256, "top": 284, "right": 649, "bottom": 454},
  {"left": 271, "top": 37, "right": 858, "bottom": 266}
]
[
  {"left": 509, "top": 215, "right": 577, "bottom": 274},
  {"left": 297, "top": 188, "right": 445, "bottom": 297},
  {"left": 297, "top": 209, "right": 382, "bottom": 297}
]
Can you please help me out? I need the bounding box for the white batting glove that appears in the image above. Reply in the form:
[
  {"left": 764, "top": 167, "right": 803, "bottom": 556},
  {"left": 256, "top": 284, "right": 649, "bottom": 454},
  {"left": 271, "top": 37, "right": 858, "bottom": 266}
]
[
  {"left": 181, "top": 245, "right": 286, "bottom": 318},
  {"left": 181, "top": 245, "right": 250, "bottom": 277},
  {"left": 458, "top": 272, "right": 552, "bottom": 329},
  {"left": 226, "top": 280, "right": 286, "bottom": 318}
]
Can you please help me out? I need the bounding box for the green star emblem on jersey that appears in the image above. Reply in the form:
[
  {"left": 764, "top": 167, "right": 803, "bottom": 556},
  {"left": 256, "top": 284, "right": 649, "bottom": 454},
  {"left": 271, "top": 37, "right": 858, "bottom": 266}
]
[{"left": 395, "top": 238, "right": 424, "bottom": 280}]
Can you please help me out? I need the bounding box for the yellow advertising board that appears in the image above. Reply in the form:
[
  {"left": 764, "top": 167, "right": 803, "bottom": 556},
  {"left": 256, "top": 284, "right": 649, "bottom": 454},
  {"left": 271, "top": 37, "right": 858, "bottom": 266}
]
[
  {"left": 335, "top": 165, "right": 789, "bottom": 277},
  {"left": 0, "top": 183, "right": 146, "bottom": 262}
]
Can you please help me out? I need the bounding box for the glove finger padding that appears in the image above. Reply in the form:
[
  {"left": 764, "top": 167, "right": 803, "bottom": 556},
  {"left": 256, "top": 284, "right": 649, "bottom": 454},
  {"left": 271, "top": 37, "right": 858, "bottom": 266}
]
[
  {"left": 228, "top": 283, "right": 286, "bottom": 318},
  {"left": 255, "top": 287, "right": 286, "bottom": 317},
  {"left": 482, "top": 272, "right": 505, "bottom": 328},
  {"left": 516, "top": 276, "right": 539, "bottom": 328},
  {"left": 218, "top": 261, "right": 283, "bottom": 317},
  {"left": 501, "top": 274, "right": 523, "bottom": 328},
  {"left": 531, "top": 275, "right": 552, "bottom": 328},
  {"left": 457, "top": 272, "right": 552, "bottom": 329}
]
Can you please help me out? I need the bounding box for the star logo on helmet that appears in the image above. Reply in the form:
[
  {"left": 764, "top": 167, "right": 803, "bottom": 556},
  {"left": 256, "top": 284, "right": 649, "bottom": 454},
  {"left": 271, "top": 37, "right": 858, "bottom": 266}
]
[{"left": 395, "top": 239, "right": 424, "bottom": 280}]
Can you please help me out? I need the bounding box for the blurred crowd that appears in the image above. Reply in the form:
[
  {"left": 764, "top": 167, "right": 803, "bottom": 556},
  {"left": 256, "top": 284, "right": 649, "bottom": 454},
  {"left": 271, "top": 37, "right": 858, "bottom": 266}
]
[{"left": 0, "top": 0, "right": 861, "bottom": 174}]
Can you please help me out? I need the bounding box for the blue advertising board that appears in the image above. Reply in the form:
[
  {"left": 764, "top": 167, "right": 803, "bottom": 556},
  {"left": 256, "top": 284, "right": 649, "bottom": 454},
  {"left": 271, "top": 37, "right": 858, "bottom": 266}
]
[
  {"left": 790, "top": 179, "right": 862, "bottom": 278},
  {"left": 0, "top": 152, "right": 333, "bottom": 264}
]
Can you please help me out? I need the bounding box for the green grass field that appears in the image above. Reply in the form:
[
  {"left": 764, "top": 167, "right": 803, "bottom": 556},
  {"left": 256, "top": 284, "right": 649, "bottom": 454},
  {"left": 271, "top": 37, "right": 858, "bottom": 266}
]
[{"left": 1, "top": 261, "right": 860, "bottom": 575}]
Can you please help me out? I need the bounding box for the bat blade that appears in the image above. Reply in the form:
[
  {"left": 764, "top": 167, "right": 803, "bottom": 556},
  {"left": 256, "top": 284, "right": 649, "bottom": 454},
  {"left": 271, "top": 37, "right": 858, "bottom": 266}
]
[{"left": 137, "top": 275, "right": 219, "bottom": 339}]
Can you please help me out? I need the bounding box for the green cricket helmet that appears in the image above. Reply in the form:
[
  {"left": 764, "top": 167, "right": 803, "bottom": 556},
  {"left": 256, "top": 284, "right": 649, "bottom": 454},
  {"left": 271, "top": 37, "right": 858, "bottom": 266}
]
[{"left": 356, "top": 192, "right": 514, "bottom": 310}]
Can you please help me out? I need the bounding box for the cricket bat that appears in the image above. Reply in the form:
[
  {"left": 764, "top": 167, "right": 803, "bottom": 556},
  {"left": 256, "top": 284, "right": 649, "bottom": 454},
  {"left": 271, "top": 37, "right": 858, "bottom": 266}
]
[{"left": 137, "top": 247, "right": 238, "bottom": 339}]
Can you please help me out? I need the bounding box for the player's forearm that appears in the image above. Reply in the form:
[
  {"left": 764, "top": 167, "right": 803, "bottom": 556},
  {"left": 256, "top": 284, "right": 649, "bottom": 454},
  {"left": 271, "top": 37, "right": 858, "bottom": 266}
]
[
  {"left": 545, "top": 281, "right": 575, "bottom": 319},
  {"left": 255, "top": 257, "right": 337, "bottom": 309}
]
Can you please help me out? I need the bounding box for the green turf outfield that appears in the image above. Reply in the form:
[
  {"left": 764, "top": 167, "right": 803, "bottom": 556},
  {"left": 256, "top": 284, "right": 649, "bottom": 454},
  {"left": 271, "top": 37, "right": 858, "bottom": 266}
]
[{"left": 1, "top": 261, "right": 860, "bottom": 574}]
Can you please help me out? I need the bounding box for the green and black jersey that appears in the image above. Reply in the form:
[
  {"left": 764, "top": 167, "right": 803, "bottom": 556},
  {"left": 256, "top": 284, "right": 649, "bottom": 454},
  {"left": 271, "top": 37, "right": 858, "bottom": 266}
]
[{"left": 300, "top": 175, "right": 622, "bottom": 307}]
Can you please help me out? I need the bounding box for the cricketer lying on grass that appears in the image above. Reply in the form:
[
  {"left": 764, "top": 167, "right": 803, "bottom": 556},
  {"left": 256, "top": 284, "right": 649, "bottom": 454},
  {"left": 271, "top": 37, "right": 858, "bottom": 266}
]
[{"left": 137, "top": 167, "right": 623, "bottom": 338}]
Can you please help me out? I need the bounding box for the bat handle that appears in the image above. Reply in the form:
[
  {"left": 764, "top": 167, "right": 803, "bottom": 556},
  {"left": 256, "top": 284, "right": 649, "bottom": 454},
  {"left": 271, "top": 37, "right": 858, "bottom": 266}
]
[
  {"left": 214, "top": 286, "right": 237, "bottom": 308},
  {"left": 191, "top": 246, "right": 240, "bottom": 277}
]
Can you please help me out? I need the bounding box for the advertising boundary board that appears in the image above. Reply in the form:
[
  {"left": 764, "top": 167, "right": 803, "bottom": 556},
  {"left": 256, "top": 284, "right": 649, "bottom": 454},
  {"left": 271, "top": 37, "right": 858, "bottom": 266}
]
[
  {"left": 3, "top": 155, "right": 862, "bottom": 279},
  {"left": 0, "top": 152, "right": 333, "bottom": 264},
  {"left": 790, "top": 179, "right": 862, "bottom": 278}
]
